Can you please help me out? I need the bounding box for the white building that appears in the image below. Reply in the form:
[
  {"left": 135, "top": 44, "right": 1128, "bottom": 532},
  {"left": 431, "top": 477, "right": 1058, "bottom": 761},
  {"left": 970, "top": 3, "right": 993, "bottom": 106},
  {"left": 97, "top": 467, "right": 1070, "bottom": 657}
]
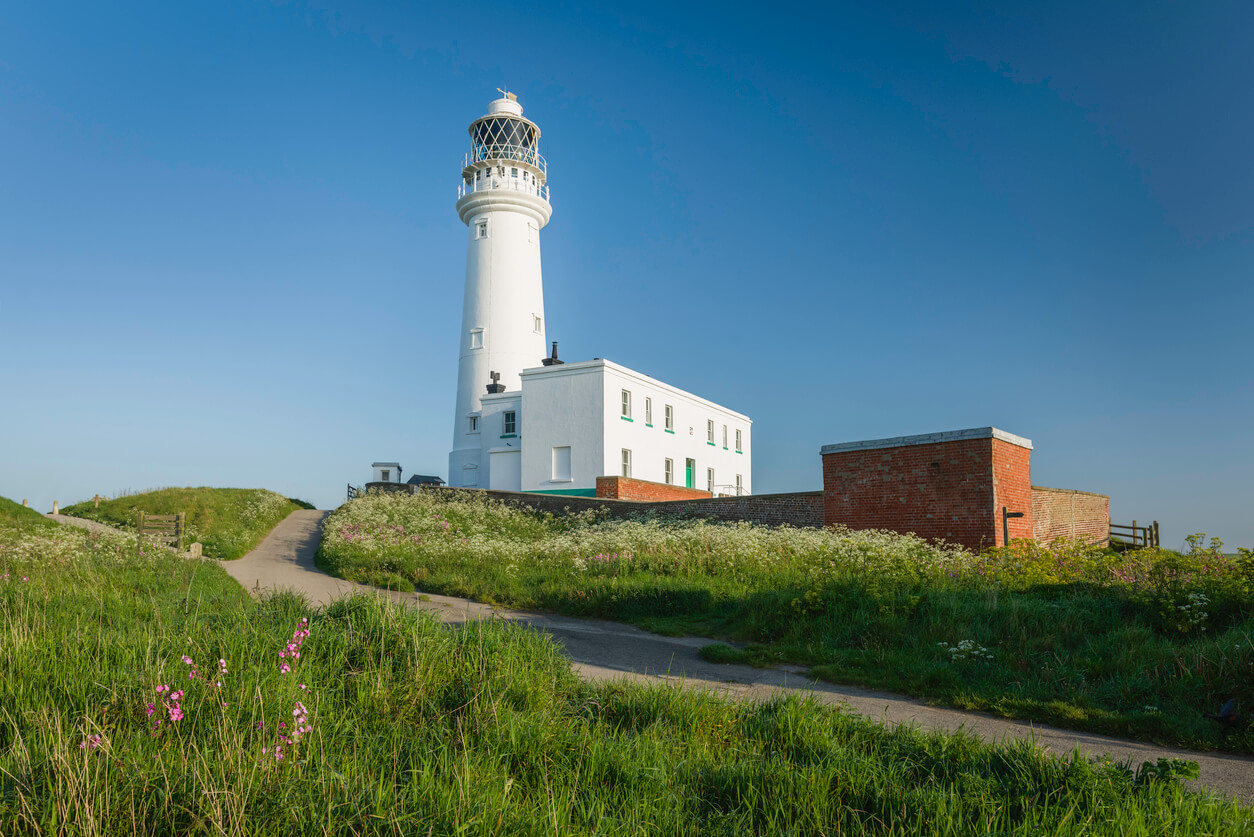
[
  {"left": 371, "top": 462, "right": 402, "bottom": 484},
  {"left": 448, "top": 94, "right": 751, "bottom": 496}
]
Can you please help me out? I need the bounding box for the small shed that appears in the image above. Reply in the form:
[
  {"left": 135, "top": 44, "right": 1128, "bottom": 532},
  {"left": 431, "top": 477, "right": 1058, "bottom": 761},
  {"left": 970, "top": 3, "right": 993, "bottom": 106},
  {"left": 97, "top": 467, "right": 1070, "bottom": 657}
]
[{"left": 371, "top": 462, "right": 402, "bottom": 484}]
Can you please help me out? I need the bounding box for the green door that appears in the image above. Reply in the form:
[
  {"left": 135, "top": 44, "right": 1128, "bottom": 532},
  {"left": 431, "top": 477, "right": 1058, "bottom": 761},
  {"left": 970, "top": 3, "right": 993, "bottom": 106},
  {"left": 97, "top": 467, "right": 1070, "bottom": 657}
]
[{"left": 685, "top": 458, "right": 695, "bottom": 489}]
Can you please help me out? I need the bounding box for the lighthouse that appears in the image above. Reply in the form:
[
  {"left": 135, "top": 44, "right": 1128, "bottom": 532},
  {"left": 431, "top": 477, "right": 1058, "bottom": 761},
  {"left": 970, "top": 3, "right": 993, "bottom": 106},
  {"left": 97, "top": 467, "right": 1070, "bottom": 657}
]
[
  {"left": 443, "top": 92, "right": 752, "bottom": 497},
  {"left": 449, "top": 91, "right": 552, "bottom": 487}
]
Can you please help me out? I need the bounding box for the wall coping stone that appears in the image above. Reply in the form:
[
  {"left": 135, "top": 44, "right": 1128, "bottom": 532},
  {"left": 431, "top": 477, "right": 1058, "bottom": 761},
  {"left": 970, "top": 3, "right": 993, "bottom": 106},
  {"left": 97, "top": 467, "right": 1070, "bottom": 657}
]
[
  {"left": 1032, "top": 485, "right": 1109, "bottom": 499},
  {"left": 821, "top": 426, "right": 1033, "bottom": 455}
]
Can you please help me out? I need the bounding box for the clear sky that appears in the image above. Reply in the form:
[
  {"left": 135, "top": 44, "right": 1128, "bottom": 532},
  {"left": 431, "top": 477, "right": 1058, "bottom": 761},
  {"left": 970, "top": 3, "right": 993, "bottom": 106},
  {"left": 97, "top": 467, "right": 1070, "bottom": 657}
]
[{"left": 1, "top": 1, "right": 1250, "bottom": 549}]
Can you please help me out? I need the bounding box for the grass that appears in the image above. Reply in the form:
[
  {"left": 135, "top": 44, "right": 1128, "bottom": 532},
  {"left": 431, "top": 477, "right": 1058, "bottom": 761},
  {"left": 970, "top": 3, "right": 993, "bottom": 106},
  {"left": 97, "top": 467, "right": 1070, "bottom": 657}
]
[
  {"left": 61, "top": 487, "right": 312, "bottom": 560},
  {"left": 316, "top": 490, "right": 1254, "bottom": 754},
  {"left": 0, "top": 497, "right": 60, "bottom": 534},
  {"left": 1, "top": 498, "right": 1249, "bottom": 834}
]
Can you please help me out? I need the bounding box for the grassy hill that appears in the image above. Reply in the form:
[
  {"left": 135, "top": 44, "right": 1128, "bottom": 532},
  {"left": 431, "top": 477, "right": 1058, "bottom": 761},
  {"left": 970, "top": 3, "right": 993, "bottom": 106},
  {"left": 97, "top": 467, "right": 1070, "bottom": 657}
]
[
  {"left": 61, "top": 487, "right": 312, "bottom": 560},
  {"left": 0, "top": 496, "right": 59, "bottom": 533},
  {"left": 0, "top": 495, "right": 1245, "bottom": 834}
]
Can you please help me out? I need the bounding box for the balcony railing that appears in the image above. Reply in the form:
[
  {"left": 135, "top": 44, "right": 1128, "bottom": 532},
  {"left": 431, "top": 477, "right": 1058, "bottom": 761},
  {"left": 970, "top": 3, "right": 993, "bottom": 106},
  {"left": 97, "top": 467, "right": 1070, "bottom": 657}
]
[
  {"left": 458, "top": 176, "right": 550, "bottom": 201},
  {"left": 465, "top": 145, "right": 547, "bottom": 175}
]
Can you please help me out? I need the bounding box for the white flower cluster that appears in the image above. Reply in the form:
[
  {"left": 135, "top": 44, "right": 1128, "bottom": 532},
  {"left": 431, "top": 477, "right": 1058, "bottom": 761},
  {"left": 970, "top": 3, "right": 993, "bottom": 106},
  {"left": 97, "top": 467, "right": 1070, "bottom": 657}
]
[
  {"left": 1177, "top": 592, "right": 1210, "bottom": 631},
  {"left": 322, "top": 491, "right": 976, "bottom": 587},
  {"left": 937, "top": 640, "right": 994, "bottom": 662}
]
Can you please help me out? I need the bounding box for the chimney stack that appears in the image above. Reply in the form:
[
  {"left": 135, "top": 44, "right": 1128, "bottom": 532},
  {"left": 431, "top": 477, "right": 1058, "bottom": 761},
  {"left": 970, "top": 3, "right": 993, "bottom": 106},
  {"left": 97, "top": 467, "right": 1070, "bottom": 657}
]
[{"left": 540, "top": 341, "right": 564, "bottom": 367}]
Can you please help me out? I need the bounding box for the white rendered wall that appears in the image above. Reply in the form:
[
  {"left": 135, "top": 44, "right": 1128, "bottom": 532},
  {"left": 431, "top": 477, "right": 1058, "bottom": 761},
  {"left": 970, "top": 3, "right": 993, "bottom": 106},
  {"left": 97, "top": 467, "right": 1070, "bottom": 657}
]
[
  {"left": 517, "top": 360, "right": 751, "bottom": 495},
  {"left": 599, "top": 362, "right": 751, "bottom": 494},
  {"left": 477, "top": 392, "right": 523, "bottom": 491},
  {"left": 518, "top": 367, "right": 605, "bottom": 493}
]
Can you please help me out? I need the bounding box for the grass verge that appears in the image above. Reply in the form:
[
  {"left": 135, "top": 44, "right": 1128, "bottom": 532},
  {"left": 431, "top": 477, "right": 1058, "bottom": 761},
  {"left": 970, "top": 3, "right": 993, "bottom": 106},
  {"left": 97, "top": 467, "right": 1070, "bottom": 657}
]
[
  {"left": 0, "top": 496, "right": 1248, "bottom": 834},
  {"left": 316, "top": 490, "right": 1254, "bottom": 754},
  {"left": 61, "top": 487, "right": 311, "bottom": 559}
]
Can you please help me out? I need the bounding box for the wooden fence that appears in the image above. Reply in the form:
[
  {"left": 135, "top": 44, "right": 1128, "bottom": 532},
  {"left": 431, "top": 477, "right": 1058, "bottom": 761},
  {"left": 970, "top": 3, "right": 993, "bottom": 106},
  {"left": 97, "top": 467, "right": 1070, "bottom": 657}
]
[
  {"left": 137, "top": 511, "right": 185, "bottom": 554},
  {"left": 1110, "top": 519, "right": 1159, "bottom": 549}
]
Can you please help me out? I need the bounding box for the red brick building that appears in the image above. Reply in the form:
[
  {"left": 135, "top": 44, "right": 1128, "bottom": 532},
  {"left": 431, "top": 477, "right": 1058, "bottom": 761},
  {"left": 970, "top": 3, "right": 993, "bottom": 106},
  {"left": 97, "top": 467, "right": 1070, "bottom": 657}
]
[{"left": 821, "top": 427, "right": 1035, "bottom": 551}]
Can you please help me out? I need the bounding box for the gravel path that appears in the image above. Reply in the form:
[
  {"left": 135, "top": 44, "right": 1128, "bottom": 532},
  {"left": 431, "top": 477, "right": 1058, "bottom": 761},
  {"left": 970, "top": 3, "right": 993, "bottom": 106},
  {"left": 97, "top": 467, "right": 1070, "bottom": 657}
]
[
  {"left": 230, "top": 509, "right": 1253, "bottom": 804},
  {"left": 45, "top": 514, "right": 128, "bottom": 535}
]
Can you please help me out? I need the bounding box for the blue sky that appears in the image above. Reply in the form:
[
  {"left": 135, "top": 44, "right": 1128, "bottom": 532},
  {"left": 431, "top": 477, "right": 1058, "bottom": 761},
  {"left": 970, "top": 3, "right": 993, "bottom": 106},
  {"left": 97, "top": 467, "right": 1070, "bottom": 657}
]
[{"left": 1, "top": 1, "right": 1250, "bottom": 548}]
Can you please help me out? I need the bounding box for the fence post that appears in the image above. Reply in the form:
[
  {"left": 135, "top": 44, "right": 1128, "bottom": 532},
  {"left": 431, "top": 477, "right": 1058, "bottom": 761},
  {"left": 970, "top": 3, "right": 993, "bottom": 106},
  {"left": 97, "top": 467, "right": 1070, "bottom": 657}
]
[
  {"left": 1153, "top": 521, "right": 1160, "bottom": 548},
  {"left": 176, "top": 512, "right": 185, "bottom": 555}
]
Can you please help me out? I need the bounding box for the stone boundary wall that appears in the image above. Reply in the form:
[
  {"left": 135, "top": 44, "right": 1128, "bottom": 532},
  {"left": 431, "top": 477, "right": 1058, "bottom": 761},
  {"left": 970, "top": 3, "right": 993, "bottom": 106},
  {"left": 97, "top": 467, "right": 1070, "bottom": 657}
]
[
  {"left": 414, "top": 485, "right": 823, "bottom": 528},
  {"left": 595, "top": 475, "right": 712, "bottom": 502},
  {"left": 1032, "top": 486, "right": 1110, "bottom": 546}
]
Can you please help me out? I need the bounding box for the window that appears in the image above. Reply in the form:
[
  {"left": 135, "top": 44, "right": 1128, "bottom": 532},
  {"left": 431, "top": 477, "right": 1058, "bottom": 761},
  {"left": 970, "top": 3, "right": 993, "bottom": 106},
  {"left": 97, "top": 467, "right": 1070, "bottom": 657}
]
[
  {"left": 510, "top": 167, "right": 518, "bottom": 177},
  {"left": 735, "top": 429, "right": 742, "bottom": 452},
  {"left": 468, "top": 415, "right": 479, "bottom": 433},
  {"left": 503, "top": 411, "right": 516, "bottom": 435},
  {"left": 621, "top": 389, "right": 631, "bottom": 419},
  {"left": 664, "top": 404, "right": 673, "bottom": 431},
  {"left": 735, "top": 474, "right": 743, "bottom": 493},
  {"left": 707, "top": 420, "right": 715, "bottom": 444},
  {"left": 645, "top": 397, "right": 652, "bottom": 425},
  {"left": 722, "top": 425, "right": 728, "bottom": 448},
  {"left": 476, "top": 221, "right": 488, "bottom": 239},
  {"left": 664, "top": 458, "right": 673, "bottom": 484},
  {"left": 533, "top": 315, "right": 543, "bottom": 334},
  {"left": 381, "top": 470, "right": 390, "bottom": 482},
  {"left": 470, "top": 329, "right": 484, "bottom": 350},
  {"left": 552, "top": 446, "right": 571, "bottom": 481},
  {"left": 621, "top": 449, "right": 632, "bottom": 478},
  {"left": 707, "top": 468, "right": 714, "bottom": 493}
]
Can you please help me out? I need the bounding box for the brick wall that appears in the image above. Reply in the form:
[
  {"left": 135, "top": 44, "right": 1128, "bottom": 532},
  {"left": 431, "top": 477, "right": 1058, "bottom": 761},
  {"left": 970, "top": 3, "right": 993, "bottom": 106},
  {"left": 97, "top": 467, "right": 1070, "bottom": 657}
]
[
  {"left": 595, "top": 476, "right": 712, "bottom": 502},
  {"left": 412, "top": 484, "right": 823, "bottom": 528},
  {"left": 992, "top": 439, "right": 1034, "bottom": 544},
  {"left": 821, "top": 428, "right": 1033, "bottom": 551},
  {"left": 1032, "top": 486, "right": 1110, "bottom": 546}
]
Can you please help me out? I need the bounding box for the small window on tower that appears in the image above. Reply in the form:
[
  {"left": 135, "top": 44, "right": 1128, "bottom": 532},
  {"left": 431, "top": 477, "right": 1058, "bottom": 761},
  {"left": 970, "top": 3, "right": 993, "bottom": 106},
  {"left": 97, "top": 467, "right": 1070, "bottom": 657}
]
[
  {"left": 476, "top": 221, "right": 488, "bottom": 239},
  {"left": 533, "top": 315, "right": 542, "bottom": 334},
  {"left": 468, "top": 415, "right": 479, "bottom": 433},
  {"left": 381, "top": 470, "right": 390, "bottom": 482},
  {"left": 470, "top": 329, "right": 484, "bottom": 350},
  {"left": 511, "top": 167, "right": 518, "bottom": 178}
]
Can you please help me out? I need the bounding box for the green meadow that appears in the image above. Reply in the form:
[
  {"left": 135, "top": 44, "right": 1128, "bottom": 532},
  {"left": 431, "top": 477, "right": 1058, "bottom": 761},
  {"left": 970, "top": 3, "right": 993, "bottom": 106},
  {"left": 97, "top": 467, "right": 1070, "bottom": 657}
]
[
  {"left": 61, "top": 487, "right": 311, "bottom": 560},
  {"left": 318, "top": 490, "right": 1254, "bottom": 753},
  {"left": 1, "top": 493, "right": 1249, "bottom": 833}
]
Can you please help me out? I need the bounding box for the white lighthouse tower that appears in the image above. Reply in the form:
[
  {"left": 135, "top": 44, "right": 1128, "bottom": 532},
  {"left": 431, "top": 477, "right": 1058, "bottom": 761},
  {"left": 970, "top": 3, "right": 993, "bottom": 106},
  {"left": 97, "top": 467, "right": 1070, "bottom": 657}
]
[{"left": 449, "top": 92, "right": 552, "bottom": 486}]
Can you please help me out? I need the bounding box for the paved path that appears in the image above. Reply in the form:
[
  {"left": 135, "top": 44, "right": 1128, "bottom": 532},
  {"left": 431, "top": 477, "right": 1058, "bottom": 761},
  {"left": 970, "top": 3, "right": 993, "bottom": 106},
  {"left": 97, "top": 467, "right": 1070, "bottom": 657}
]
[
  {"left": 45, "top": 514, "right": 127, "bottom": 535},
  {"left": 228, "top": 510, "right": 1254, "bottom": 804}
]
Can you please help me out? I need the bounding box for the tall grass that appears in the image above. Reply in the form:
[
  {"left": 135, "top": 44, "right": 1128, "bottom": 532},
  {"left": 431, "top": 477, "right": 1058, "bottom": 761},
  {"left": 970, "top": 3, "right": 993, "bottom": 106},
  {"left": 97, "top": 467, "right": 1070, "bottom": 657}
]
[
  {"left": 61, "top": 487, "right": 311, "bottom": 559},
  {"left": 317, "top": 491, "right": 1254, "bottom": 753},
  {"left": 0, "top": 505, "right": 1248, "bottom": 834}
]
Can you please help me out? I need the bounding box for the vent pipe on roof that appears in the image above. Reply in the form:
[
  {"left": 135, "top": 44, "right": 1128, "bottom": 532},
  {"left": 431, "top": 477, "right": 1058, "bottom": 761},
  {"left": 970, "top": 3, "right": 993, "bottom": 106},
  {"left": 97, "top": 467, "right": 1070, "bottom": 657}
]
[{"left": 541, "top": 341, "right": 563, "bottom": 366}]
